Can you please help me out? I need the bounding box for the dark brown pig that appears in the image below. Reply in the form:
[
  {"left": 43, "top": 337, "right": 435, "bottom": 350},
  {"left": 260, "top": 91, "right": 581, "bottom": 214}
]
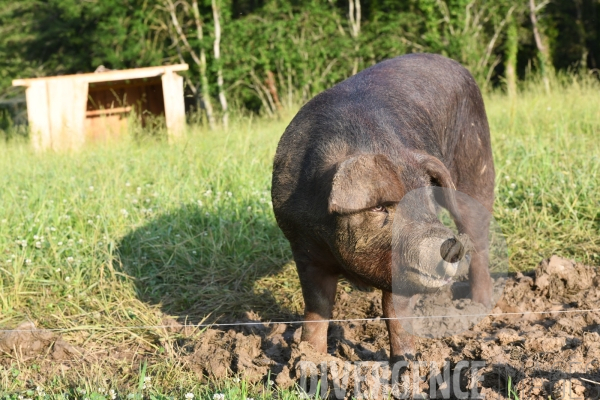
[{"left": 271, "top": 53, "right": 495, "bottom": 361}]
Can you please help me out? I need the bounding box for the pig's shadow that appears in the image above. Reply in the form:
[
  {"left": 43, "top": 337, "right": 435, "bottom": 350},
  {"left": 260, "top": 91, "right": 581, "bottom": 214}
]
[{"left": 116, "top": 202, "right": 296, "bottom": 324}]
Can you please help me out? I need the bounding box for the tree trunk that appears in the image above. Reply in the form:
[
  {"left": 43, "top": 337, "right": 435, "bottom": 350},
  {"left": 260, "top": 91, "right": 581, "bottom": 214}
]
[
  {"left": 192, "top": 0, "right": 215, "bottom": 130},
  {"left": 265, "top": 71, "right": 282, "bottom": 111},
  {"left": 348, "top": 0, "right": 361, "bottom": 75},
  {"left": 574, "top": 0, "right": 588, "bottom": 72},
  {"left": 212, "top": 0, "right": 228, "bottom": 130},
  {"left": 505, "top": 14, "right": 518, "bottom": 99},
  {"left": 529, "top": 0, "right": 550, "bottom": 93}
]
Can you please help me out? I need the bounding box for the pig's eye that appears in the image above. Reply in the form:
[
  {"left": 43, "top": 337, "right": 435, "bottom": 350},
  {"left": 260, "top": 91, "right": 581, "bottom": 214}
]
[{"left": 371, "top": 205, "right": 387, "bottom": 213}]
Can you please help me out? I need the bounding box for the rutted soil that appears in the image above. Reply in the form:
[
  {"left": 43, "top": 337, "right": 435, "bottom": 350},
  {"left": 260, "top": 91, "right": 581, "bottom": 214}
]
[
  {"left": 187, "top": 255, "right": 600, "bottom": 399},
  {"left": 2, "top": 256, "right": 600, "bottom": 399}
]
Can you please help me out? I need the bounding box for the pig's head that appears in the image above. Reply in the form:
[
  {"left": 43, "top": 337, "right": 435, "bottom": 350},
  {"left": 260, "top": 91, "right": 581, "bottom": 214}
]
[{"left": 328, "top": 153, "right": 469, "bottom": 294}]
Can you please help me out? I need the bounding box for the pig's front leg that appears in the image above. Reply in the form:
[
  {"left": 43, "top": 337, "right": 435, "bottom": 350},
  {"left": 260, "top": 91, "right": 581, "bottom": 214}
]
[
  {"left": 382, "top": 291, "right": 415, "bottom": 363},
  {"left": 454, "top": 201, "right": 493, "bottom": 307},
  {"left": 295, "top": 252, "right": 338, "bottom": 354}
]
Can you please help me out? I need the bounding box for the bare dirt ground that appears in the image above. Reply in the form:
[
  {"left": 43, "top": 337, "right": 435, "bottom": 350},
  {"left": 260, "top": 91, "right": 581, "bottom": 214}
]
[{"left": 2, "top": 255, "right": 600, "bottom": 399}]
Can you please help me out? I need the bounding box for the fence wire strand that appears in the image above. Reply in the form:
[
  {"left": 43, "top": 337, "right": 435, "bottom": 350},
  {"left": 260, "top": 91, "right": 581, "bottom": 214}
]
[{"left": 2, "top": 307, "right": 600, "bottom": 332}]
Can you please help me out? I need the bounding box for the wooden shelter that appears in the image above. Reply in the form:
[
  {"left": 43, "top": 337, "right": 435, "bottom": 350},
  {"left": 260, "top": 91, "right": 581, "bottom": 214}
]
[{"left": 13, "top": 64, "right": 188, "bottom": 151}]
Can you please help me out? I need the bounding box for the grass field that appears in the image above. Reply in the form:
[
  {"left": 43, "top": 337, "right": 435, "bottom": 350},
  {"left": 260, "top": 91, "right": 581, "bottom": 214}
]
[{"left": 0, "top": 77, "right": 599, "bottom": 397}]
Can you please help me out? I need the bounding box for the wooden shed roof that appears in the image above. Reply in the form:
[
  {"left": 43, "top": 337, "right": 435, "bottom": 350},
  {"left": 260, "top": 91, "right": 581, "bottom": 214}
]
[{"left": 13, "top": 64, "right": 189, "bottom": 87}]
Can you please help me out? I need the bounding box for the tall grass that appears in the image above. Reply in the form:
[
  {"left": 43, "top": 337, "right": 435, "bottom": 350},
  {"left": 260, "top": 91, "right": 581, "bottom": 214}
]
[
  {"left": 0, "top": 78, "right": 598, "bottom": 394},
  {"left": 488, "top": 74, "right": 600, "bottom": 269}
]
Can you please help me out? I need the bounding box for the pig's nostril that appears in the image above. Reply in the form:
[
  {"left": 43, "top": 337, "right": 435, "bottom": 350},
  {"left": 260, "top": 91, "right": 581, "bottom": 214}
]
[{"left": 440, "top": 237, "right": 464, "bottom": 264}]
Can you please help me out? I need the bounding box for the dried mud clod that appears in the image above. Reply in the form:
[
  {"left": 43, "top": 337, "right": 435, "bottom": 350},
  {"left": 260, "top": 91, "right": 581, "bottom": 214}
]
[{"left": 0, "top": 321, "right": 81, "bottom": 361}]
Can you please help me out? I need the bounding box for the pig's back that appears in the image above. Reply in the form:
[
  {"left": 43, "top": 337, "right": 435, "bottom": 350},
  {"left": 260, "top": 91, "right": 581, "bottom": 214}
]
[{"left": 272, "top": 53, "right": 491, "bottom": 234}]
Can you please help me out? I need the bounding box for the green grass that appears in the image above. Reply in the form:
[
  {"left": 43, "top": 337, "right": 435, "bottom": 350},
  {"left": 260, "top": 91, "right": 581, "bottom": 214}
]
[
  {"left": 488, "top": 75, "right": 600, "bottom": 268},
  {"left": 0, "top": 77, "right": 599, "bottom": 396}
]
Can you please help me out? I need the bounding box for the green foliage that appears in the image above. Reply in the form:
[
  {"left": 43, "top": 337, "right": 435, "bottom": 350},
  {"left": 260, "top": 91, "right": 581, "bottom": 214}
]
[
  {"left": 1, "top": 0, "right": 600, "bottom": 115},
  {"left": 0, "top": 0, "right": 165, "bottom": 92}
]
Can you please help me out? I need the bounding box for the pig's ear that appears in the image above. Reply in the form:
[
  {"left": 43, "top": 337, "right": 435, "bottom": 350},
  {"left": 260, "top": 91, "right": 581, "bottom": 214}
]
[
  {"left": 328, "top": 154, "right": 404, "bottom": 214},
  {"left": 417, "top": 154, "right": 460, "bottom": 218}
]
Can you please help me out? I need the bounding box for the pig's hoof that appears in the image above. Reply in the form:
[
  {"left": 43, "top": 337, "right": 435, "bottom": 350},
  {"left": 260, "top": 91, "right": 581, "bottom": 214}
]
[
  {"left": 390, "top": 353, "right": 415, "bottom": 364},
  {"left": 471, "top": 292, "right": 492, "bottom": 308}
]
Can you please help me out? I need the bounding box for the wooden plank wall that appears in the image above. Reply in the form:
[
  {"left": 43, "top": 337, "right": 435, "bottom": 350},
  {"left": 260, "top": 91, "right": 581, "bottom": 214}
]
[{"left": 85, "top": 77, "right": 165, "bottom": 142}]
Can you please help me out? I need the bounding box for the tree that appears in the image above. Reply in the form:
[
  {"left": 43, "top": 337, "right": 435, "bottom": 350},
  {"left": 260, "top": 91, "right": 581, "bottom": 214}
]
[{"left": 161, "top": 0, "right": 216, "bottom": 129}]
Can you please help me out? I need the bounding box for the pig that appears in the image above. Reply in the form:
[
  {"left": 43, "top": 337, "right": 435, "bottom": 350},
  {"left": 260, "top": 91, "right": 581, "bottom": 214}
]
[{"left": 271, "top": 53, "right": 495, "bottom": 362}]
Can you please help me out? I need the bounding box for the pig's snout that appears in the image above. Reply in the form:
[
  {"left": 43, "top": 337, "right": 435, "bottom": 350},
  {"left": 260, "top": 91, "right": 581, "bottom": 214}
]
[{"left": 440, "top": 237, "right": 465, "bottom": 264}]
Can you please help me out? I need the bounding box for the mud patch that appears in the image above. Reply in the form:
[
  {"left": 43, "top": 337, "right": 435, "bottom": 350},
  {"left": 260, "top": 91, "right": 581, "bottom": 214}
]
[
  {"left": 183, "top": 256, "right": 600, "bottom": 399},
  {"left": 2, "top": 256, "right": 600, "bottom": 398}
]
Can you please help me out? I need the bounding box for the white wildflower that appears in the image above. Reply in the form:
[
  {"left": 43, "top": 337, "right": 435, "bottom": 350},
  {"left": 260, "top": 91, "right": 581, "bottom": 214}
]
[
  {"left": 65, "top": 276, "right": 71, "bottom": 282},
  {"left": 109, "top": 389, "right": 116, "bottom": 400},
  {"left": 213, "top": 394, "right": 224, "bottom": 400},
  {"left": 67, "top": 257, "right": 74, "bottom": 262},
  {"left": 35, "top": 241, "right": 42, "bottom": 248},
  {"left": 25, "top": 259, "right": 31, "bottom": 264},
  {"left": 89, "top": 186, "right": 94, "bottom": 191},
  {"left": 185, "top": 393, "right": 194, "bottom": 400}
]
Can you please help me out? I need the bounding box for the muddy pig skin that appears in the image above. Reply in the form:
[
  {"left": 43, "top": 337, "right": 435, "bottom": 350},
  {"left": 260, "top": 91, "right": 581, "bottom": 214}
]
[{"left": 271, "top": 53, "right": 495, "bottom": 362}]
